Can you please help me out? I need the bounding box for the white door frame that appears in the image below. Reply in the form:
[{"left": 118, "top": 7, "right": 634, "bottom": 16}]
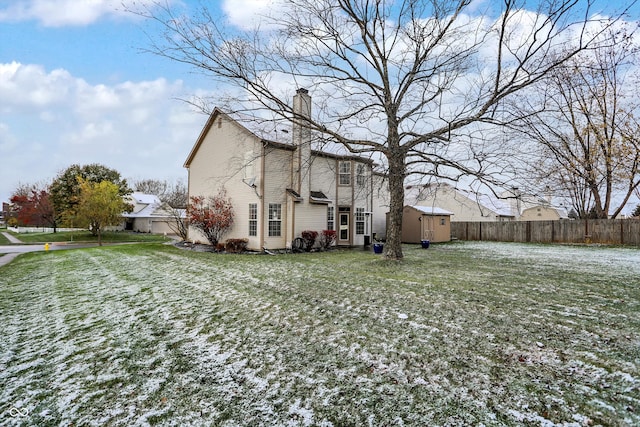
[{"left": 338, "top": 210, "right": 350, "bottom": 243}]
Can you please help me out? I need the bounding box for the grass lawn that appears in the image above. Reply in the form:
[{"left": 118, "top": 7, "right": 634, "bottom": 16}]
[
  {"left": 0, "top": 242, "right": 638, "bottom": 426},
  {"left": 0, "top": 231, "right": 11, "bottom": 245},
  {"left": 5, "top": 230, "right": 169, "bottom": 244}
]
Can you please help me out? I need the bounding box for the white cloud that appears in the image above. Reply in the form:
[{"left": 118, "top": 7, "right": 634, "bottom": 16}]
[
  {"left": 222, "top": 0, "right": 285, "bottom": 30},
  {"left": 0, "top": 61, "right": 208, "bottom": 203},
  {"left": 0, "top": 62, "right": 74, "bottom": 110},
  {"left": 0, "top": 0, "right": 163, "bottom": 27}
]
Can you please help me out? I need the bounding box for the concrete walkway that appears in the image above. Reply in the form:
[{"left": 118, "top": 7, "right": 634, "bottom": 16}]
[
  {"left": 2, "top": 231, "right": 24, "bottom": 244},
  {"left": 0, "top": 232, "right": 103, "bottom": 268},
  {"left": 0, "top": 252, "right": 22, "bottom": 268}
]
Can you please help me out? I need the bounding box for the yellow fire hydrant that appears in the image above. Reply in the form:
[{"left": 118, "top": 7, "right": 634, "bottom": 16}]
[{"left": 44, "top": 242, "right": 50, "bottom": 252}]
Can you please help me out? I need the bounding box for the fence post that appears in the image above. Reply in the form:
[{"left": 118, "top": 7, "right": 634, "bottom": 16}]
[{"left": 584, "top": 218, "right": 590, "bottom": 244}]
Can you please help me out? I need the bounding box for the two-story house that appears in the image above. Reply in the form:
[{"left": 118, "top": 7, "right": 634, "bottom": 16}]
[{"left": 184, "top": 88, "right": 388, "bottom": 250}]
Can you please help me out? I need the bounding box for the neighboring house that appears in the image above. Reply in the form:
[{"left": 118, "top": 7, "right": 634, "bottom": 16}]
[
  {"left": 399, "top": 205, "right": 453, "bottom": 243},
  {"left": 184, "top": 88, "right": 388, "bottom": 250},
  {"left": 406, "top": 183, "right": 564, "bottom": 222},
  {"left": 502, "top": 190, "right": 566, "bottom": 221},
  {"left": 407, "top": 183, "right": 514, "bottom": 222},
  {"left": 2, "top": 202, "right": 16, "bottom": 226},
  {"left": 121, "top": 192, "right": 184, "bottom": 235}
]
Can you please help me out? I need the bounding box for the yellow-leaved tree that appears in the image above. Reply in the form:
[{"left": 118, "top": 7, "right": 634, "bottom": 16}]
[{"left": 75, "top": 178, "right": 134, "bottom": 245}]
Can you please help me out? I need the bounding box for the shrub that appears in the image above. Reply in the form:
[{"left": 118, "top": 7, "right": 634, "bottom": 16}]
[
  {"left": 187, "top": 190, "right": 235, "bottom": 247},
  {"left": 301, "top": 230, "right": 318, "bottom": 251},
  {"left": 225, "top": 238, "right": 249, "bottom": 253},
  {"left": 318, "top": 229, "right": 337, "bottom": 250}
]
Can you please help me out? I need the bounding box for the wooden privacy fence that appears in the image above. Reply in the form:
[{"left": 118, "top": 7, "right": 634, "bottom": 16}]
[{"left": 450, "top": 219, "right": 640, "bottom": 246}]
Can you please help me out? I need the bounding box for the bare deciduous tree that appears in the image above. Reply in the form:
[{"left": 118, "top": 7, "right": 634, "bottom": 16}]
[
  {"left": 512, "top": 25, "right": 640, "bottom": 218},
  {"left": 133, "top": 178, "right": 188, "bottom": 208},
  {"left": 166, "top": 207, "right": 188, "bottom": 241},
  {"left": 134, "top": 178, "right": 189, "bottom": 239},
  {"left": 136, "top": 0, "right": 630, "bottom": 258},
  {"left": 133, "top": 179, "right": 168, "bottom": 198}
]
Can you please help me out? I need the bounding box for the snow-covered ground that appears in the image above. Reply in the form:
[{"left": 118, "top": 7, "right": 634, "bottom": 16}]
[{"left": 0, "top": 242, "right": 638, "bottom": 426}]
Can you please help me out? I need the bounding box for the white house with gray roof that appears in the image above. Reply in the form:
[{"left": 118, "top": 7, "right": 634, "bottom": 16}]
[{"left": 121, "top": 192, "right": 184, "bottom": 235}]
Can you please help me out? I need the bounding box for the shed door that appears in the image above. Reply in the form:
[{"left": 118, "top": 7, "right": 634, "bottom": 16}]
[{"left": 422, "top": 216, "right": 434, "bottom": 241}]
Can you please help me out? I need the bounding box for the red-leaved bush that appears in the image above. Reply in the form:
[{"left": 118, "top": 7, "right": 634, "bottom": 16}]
[
  {"left": 301, "top": 230, "right": 318, "bottom": 251},
  {"left": 188, "top": 190, "right": 234, "bottom": 247}
]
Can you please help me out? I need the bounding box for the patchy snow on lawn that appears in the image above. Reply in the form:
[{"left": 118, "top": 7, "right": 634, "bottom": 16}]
[{"left": 0, "top": 242, "right": 638, "bottom": 426}]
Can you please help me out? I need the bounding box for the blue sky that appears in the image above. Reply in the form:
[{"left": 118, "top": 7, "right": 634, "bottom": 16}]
[
  {"left": 0, "top": 0, "right": 638, "bottom": 207},
  {"left": 0, "top": 0, "right": 229, "bottom": 205}
]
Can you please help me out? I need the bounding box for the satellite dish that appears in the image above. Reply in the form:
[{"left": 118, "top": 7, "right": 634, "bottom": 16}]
[{"left": 246, "top": 176, "right": 256, "bottom": 187}]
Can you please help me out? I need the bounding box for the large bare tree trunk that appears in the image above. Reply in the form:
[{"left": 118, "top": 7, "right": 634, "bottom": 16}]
[{"left": 385, "top": 150, "right": 406, "bottom": 260}]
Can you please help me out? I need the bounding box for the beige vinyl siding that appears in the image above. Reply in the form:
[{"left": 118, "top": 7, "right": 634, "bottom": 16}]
[
  {"left": 351, "top": 162, "right": 373, "bottom": 245},
  {"left": 352, "top": 162, "right": 372, "bottom": 214},
  {"left": 520, "top": 206, "right": 561, "bottom": 221},
  {"left": 295, "top": 156, "right": 339, "bottom": 237},
  {"left": 262, "top": 147, "right": 292, "bottom": 249},
  {"left": 309, "top": 156, "right": 337, "bottom": 197},
  {"left": 415, "top": 186, "right": 486, "bottom": 222},
  {"left": 336, "top": 191, "right": 353, "bottom": 207},
  {"left": 186, "top": 114, "right": 263, "bottom": 247},
  {"left": 150, "top": 220, "right": 176, "bottom": 235},
  {"left": 184, "top": 100, "right": 391, "bottom": 250},
  {"left": 293, "top": 204, "right": 329, "bottom": 237},
  {"left": 309, "top": 157, "right": 376, "bottom": 245}
]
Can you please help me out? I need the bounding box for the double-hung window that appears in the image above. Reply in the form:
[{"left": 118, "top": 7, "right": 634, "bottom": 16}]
[
  {"left": 268, "top": 203, "right": 282, "bottom": 237},
  {"left": 249, "top": 203, "right": 257, "bottom": 236},
  {"left": 327, "top": 206, "right": 335, "bottom": 230},
  {"left": 356, "top": 163, "right": 366, "bottom": 186},
  {"left": 339, "top": 161, "right": 351, "bottom": 185},
  {"left": 355, "top": 207, "right": 365, "bottom": 235}
]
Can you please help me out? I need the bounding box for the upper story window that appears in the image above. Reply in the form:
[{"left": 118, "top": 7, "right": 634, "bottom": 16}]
[
  {"left": 356, "top": 163, "right": 366, "bottom": 186},
  {"left": 339, "top": 161, "right": 351, "bottom": 186}
]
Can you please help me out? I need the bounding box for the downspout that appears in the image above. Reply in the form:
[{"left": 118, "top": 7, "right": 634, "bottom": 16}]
[
  {"left": 351, "top": 162, "right": 355, "bottom": 246},
  {"left": 369, "top": 165, "right": 373, "bottom": 244},
  {"left": 260, "top": 143, "right": 266, "bottom": 250},
  {"left": 185, "top": 166, "right": 191, "bottom": 242}
]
